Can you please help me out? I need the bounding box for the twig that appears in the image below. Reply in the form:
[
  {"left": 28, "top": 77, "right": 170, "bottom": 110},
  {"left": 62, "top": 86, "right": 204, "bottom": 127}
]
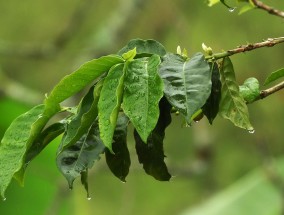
[
  {"left": 259, "top": 80, "right": 284, "bottom": 100},
  {"left": 206, "top": 37, "right": 284, "bottom": 60},
  {"left": 251, "top": 0, "right": 284, "bottom": 19}
]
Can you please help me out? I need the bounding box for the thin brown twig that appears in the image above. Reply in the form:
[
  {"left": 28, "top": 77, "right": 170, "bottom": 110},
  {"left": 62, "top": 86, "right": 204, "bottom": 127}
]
[
  {"left": 251, "top": 0, "right": 284, "bottom": 18},
  {"left": 259, "top": 80, "right": 284, "bottom": 99}
]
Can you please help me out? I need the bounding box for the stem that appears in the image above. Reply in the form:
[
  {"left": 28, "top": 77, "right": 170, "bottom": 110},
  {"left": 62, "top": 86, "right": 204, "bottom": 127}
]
[
  {"left": 206, "top": 37, "right": 284, "bottom": 60},
  {"left": 251, "top": 0, "right": 284, "bottom": 19},
  {"left": 259, "top": 80, "right": 284, "bottom": 100}
]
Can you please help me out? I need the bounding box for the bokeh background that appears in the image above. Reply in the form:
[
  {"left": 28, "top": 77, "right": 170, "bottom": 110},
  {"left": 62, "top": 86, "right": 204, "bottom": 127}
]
[{"left": 0, "top": 0, "right": 284, "bottom": 214}]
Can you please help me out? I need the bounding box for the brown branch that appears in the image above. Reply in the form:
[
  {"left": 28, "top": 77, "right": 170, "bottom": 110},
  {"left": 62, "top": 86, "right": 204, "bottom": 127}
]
[
  {"left": 251, "top": 0, "right": 284, "bottom": 18},
  {"left": 259, "top": 80, "right": 284, "bottom": 100}
]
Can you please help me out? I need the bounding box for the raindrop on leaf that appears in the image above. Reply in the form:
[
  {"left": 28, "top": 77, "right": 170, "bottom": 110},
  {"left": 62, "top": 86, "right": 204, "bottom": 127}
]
[{"left": 228, "top": 7, "right": 236, "bottom": 13}]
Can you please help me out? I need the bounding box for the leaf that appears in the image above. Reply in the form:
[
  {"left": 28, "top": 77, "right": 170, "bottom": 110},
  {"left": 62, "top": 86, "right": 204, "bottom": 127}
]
[
  {"left": 134, "top": 97, "right": 172, "bottom": 181},
  {"left": 238, "top": 4, "right": 255, "bottom": 15},
  {"left": 202, "top": 62, "right": 222, "bottom": 124},
  {"left": 118, "top": 39, "right": 167, "bottom": 58},
  {"left": 122, "top": 47, "right": 137, "bottom": 61},
  {"left": 123, "top": 55, "right": 164, "bottom": 142},
  {"left": 56, "top": 122, "right": 105, "bottom": 194},
  {"left": 59, "top": 81, "right": 103, "bottom": 152},
  {"left": 105, "top": 113, "right": 130, "bottom": 182},
  {"left": 207, "top": 0, "right": 220, "bottom": 7},
  {"left": 219, "top": 57, "right": 254, "bottom": 131},
  {"left": 45, "top": 55, "right": 123, "bottom": 113},
  {"left": 264, "top": 68, "right": 284, "bottom": 86},
  {"left": 159, "top": 52, "right": 212, "bottom": 123},
  {"left": 0, "top": 104, "right": 48, "bottom": 198},
  {"left": 239, "top": 77, "right": 260, "bottom": 104},
  {"left": 98, "top": 64, "right": 125, "bottom": 151}
]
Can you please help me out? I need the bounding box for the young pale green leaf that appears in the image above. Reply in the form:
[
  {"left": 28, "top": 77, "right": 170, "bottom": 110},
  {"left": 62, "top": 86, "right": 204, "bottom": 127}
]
[
  {"left": 202, "top": 62, "right": 221, "bottom": 124},
  {"left": 264, "top": 68, "right": 284, "bottom": 86},
  {"left": 219, "top": 57, "right": 254, "bottom": 131},
  {"left": 134, "top": 97, "right": 172, "bottom": 181},
  {"left": 239, "top": 4, "right": 256, "bottom": 15},
  {"left": 59, "top": 81, "right": 103, "bottom": 152},
  {"left": 0, "top": 104, "right": 49, "bottom": 199},
  {"left": 123, "top": 55, "right": 164, "bottom": 143},
  {"left": 239, "top": 77, "right": 260, "bottom": 104},
  {"left": 118, "top": 39, "right": 167, "bottom": 57},
  {"left": 159, "top": 53, "right": 211, "bottom": 124},
  {"left": 98, "top": 64, "right": 125, "bottom": 151},
  {"left": 56, "top": 122, "right": 105, "bottom": 193},
  {"left": 207, "top": 0, "right": 220, "bottom": 7},
  {"left": 45, "top": 55, "right": 123, "bottom": 112},
  {"left": 105, "top": 113, "right": 130, "bottom": 182},
  {"left": 122, "top": 47, "right": 137, "bottom": 61}
]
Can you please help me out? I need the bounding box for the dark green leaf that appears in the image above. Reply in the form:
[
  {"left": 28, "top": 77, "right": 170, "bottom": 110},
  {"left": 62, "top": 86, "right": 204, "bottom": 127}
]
[
  {"left": 202, "top": 62, "right": 221, "bottom": 124},
  {"left": 56, "top": 122, "right": 105, "bottom": 193},
  {"left": 239, "top": 77, "right": 260, "bottom": 103},
  {"left": 159, "top": 52, "right": 211, "bottom": 123},
  {"left": 98, "top": 64, "right": 125, "bottom": 151},
  {"left": 105, "top": 113, "right": 130, "bottom": 182},
  {"left": 219, "top": 57, "right": 254, "bottom": 131},
  {"left": 0, "top": 104, "right": 49, "bottom": 198},
  {"left": 134, "top": 97, "right": 172, "bottom": 181},
  {"left": 123, "top": 55, "right": 164, "bottom": 142},
  {"left": 264, "top": 68, "right": 284, "bottom": 86},
  {"left": 118, "top": 39, "right": 167, "bottom": 58}
]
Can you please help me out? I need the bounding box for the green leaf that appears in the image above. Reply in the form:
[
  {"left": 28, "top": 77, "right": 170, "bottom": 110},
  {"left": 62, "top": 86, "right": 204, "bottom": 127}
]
[
  {"left": 123, "top": 55, "right": 164, "bottom": 142},
  {"left": 0, "top": 104, "right": 48, "bottom": 199},
  {"left": 159, "top": 52, "right": 211, "bottom": 123},
  {"left": 122, "top": 47, "right": 137, "bottom": 61},
  {"left": 207, "top": 0, "right": 220, "bottom": 7},
  {"left": 98, "top": 64, "right": 125, "bottom": 151},
  {"left": 219, "top": 57, "right": 254, "bottom": 131},
  {"left": 238, "top": 4, "right": 255, "bottom": 15},
  {"left": 105, "top": 113, "right": 130, "bottom": 182},
  {"left": 45, "top": 55, "right": 123, "bottom": 113},
  {"left": 239, "top": 77, "right": 260, "bottom": 104},
  {"left": 202, "top": 62, "right": 221, "bottom": 124},
  {"left": 56, "top": 122, "right": 105, "bottom": 194},
  {"left": 264, "top": 68, "right": 284, "bottom": 86},
  {"left": 118, "top": 39, "right": 167, "bottom": 58},
  {"left": 134, "top": 97, "right": 172, "bottom": 181},
  {"left": 60, "top": 81, "right": 103, "bottom": 152}
]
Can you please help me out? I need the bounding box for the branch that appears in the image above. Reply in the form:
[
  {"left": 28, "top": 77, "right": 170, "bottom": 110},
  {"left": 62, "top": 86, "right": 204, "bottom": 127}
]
[
  {"left": 259, "top": 80, "right": 284, "bottom": 100},
  {"left": 251, "top": 0, "right": 284, "bottom": 19},
  {"left": 206, "top": 37, "right": 284, "bottom": 60}
]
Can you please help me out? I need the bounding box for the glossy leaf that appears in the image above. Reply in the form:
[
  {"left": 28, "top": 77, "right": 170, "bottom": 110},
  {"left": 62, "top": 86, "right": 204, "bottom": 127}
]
[
  {"left": 0, "top": 104, "right": 47, "bottom": 198},
  {"left": 202, "top": 62, "right": 221, "bottom": 124},
  {"left": 264, "top": 68, "right": 284, "bottom": 86},
  {"left": 98, "top": 64, "right": 125, "bottom": 151},
  {"left": 45, "top": 55, "right": 123, "bottom": 113},
  {"left": 134, "top": 97, "right": 172, "bottom": 181},
  {"left": 219, "top": 57, "right": 254, "bottom": 131},
  {"left": 56, "top": 122, "right": 105, "bottom": 194},
  {"left": 105, "top": 113, "right": 130, "bottom": 182},
  {"left": 59, "top": 82, "right": 103, "bottom": 152},
  {"left": 239, "top": 77, "right": 260, "bottom": 104},
  {"left": 123, "top": 55, "right": 164, "bottom": 142},
  {"left": 159, "top": 52, "right": 211, "bottom": 123},
  {"left": 118, "top": 38, "right": 167, "bottom": 57}
]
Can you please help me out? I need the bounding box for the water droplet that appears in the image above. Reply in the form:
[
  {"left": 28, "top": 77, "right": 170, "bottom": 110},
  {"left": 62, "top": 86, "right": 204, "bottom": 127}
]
[
  {"left": 228, "top": 7, "right": 236, "bottom": 13},
  {"left": 249, "top": 129, "right": 255, "bottom": 134},
  {"left": 87, "top": 197, "right": 92, "bottom": 201}
]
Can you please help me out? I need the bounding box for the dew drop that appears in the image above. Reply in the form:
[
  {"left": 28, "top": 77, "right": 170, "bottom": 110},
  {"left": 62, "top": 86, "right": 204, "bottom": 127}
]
[
  {"left": 87, "top": 197, "right": 92, "bottom": 201},
  {"left": 228, "top": 7, "right": 236, "bottom": 13},
  {"left": 249, "top": 129, "right": 255, "bottom": 134}
]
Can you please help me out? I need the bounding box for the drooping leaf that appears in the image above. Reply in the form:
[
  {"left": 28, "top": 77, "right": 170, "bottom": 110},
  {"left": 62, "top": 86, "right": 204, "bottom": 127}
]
[
  {"left": 202, "top": 62, "right": 221, "bottom": 124},
  {"left": 134, "top": 97, "right": 172, "bottom": 181},
  {"left": 59, "top": 81, "right": 103, "bottom": 152},
  {"left": 118, "top": 39, "right": 167, "bottom": 58},
  {"left": 159, "top": 52, "right": 211, "bottom": 124},
  {"left": 14, "top": 122, "right": 65, "bottom": 182},
  {"left": 264, "top": 68, "right": 284, "bottom": 86},
  {"left": 45, "top": 55, "right": 123, "bottom": 113},
  {"left": 56, "top": 122, "right": 105, "bottom": 194},
  {"left": 239, "top": 77, "right": 260, "bottom": 104},
  {"left": 98, "top": 64, "right": 125, "bottom": 151},
  {"left": 0, "top": 104, "right": 49, "bottom": 198},
  {"left": 219, "top": 57, "right": 254, "bottom": 131},
  {"left": 105, "top": 113, "right": 130, "bottom": 182},
  {"left": 123, "top": 54, "right": 164, "bottom": 142}
]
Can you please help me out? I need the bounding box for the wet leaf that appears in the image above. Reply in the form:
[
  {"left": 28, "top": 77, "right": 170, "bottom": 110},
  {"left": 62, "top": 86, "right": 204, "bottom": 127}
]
[
  {"left": 123, "top": 55, "right": 164, "bottom": 142},
  {"left": 98, "top": 64, "right": 125, "bottom": 151},
  {"left": 264, "top": 68, "right": 284, "bottom": 86},
  {"left": 159, "top": 52, "right": 211, "bottom": 123},
  {"left": 105, "top": 113, "right": 130, "bottom": 182},
  {"left": 239, "top": 77, "right": 260, "bottom": 103},
  {"left": 219, "top": 57, "right": 253, "bottom": 131},
  {"left": 134, "top": 97, "right": 172, "bottom": 181}
]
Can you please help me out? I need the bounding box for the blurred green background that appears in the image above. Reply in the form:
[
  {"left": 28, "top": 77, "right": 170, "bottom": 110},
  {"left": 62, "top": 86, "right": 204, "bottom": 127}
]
[{"left": 0, "top": 0, "right": 284, "bottom": 214}]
